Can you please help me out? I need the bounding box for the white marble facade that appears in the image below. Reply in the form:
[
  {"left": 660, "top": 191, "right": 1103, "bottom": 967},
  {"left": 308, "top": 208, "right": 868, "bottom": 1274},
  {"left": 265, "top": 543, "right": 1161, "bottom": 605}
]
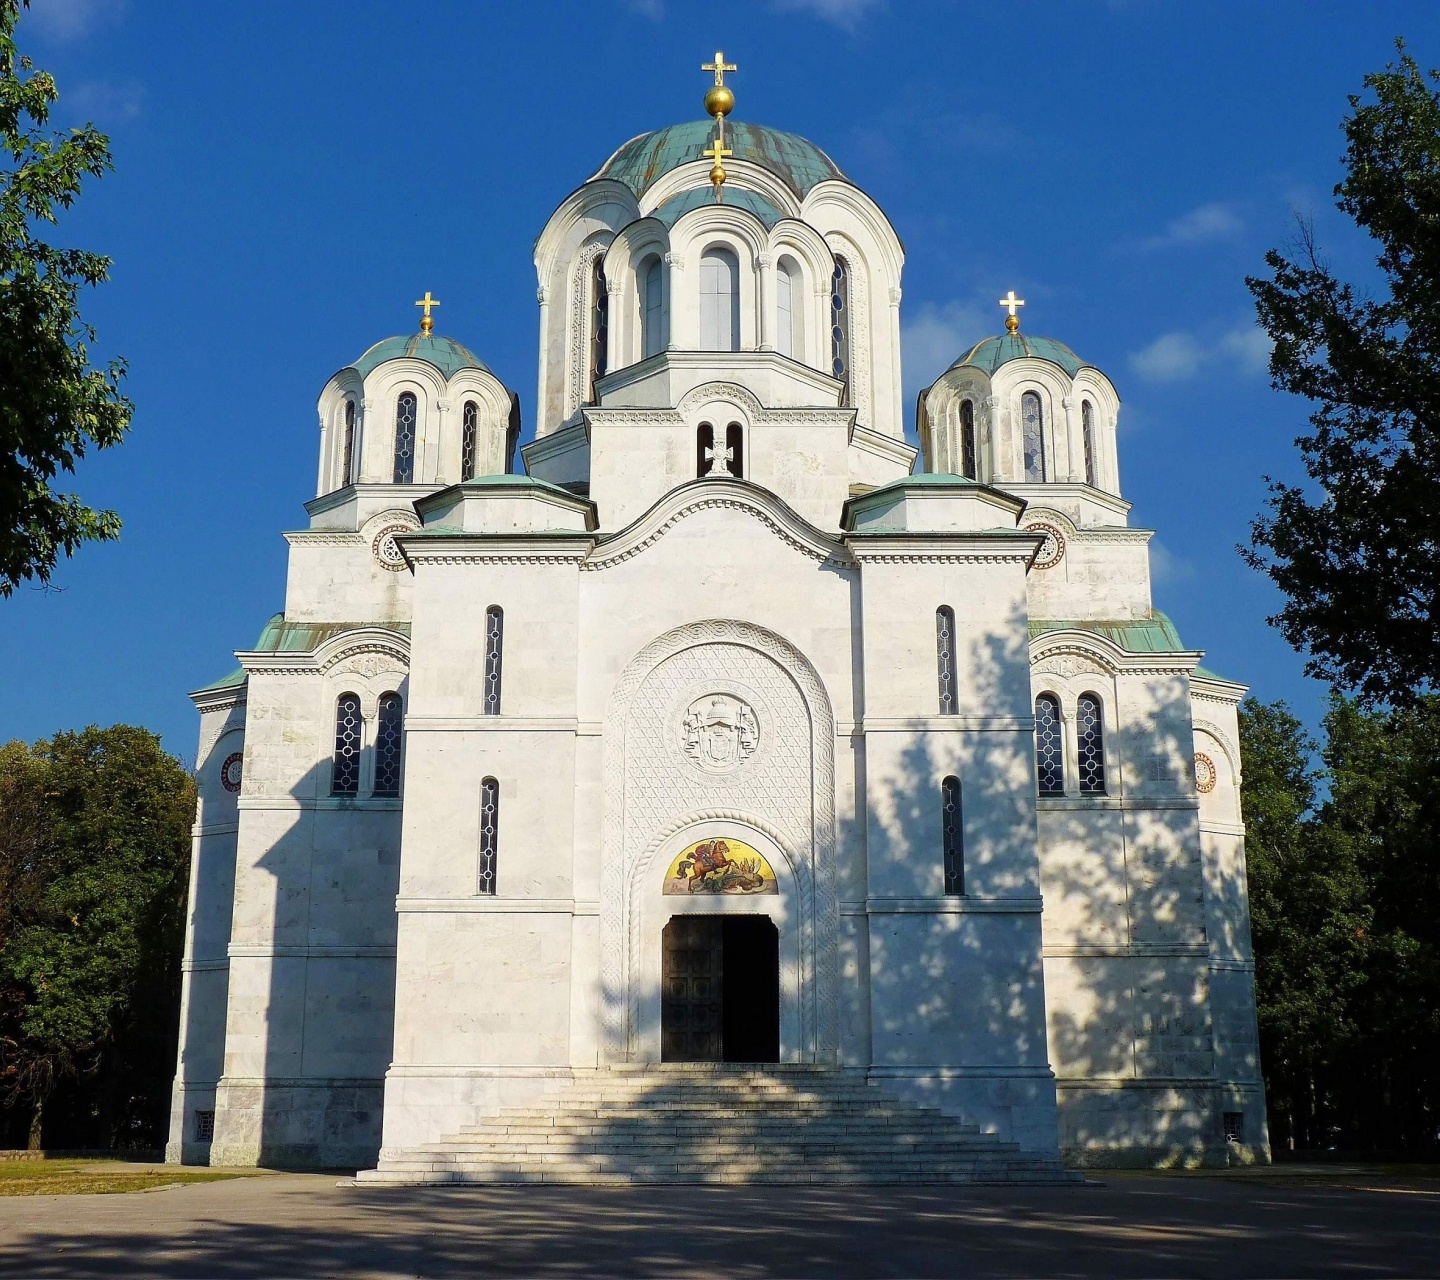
[{"left": 167, "top": 115, "right": 1268, "bottom": 1171}]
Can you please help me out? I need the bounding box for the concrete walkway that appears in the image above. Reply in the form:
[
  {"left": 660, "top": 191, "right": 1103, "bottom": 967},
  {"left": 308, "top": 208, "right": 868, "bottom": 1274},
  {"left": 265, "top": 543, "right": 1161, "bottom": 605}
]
[{"left": 0, "top": 1165, "right": 1434, "bottom": 1277}]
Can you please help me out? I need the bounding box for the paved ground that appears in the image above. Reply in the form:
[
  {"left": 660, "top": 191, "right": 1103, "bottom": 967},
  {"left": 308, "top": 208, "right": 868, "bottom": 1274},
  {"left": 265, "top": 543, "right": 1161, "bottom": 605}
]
[{"left": 0, "top": 1165, "right": 1434, "bottom": 1277}]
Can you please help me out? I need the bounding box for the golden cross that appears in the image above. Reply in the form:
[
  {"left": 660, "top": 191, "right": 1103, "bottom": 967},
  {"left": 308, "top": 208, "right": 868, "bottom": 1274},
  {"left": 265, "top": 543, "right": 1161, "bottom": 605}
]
[
  {"left": 414, "top": 291, "right": 441, "bottom": 334},
  {"left": 998, "top": 290, "right": 1025, "bottom": 334},
  {"left": 702, "top": 50, "right": 737, "bottom": 87},
  {"left": 703, "top": 138, "right": 733, "bottom": 167}
]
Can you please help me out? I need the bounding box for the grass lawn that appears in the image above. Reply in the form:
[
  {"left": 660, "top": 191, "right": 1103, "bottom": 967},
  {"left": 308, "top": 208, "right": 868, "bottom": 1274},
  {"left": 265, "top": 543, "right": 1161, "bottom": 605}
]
[{"left": 0, "top": 1160, "right": 258, "bottom": 1196}]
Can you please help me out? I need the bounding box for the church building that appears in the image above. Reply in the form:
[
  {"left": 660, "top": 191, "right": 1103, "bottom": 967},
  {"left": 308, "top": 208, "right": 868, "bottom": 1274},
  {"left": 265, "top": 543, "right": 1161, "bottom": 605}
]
[{"left": 168, "top": 59, "right": 1268, "bottom": 1180}]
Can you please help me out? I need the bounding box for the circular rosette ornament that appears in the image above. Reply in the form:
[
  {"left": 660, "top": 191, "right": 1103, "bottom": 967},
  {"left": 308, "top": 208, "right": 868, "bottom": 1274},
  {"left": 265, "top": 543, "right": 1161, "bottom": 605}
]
[
  {"left": 220, "top": 751, "right": 244, "bottom": 794},
  {"left": 1024, "top": 522, "right": 1066, "bottom": 570},
  {"left": 1194, "top": 752, "right": 1217, "bottom": 794}
]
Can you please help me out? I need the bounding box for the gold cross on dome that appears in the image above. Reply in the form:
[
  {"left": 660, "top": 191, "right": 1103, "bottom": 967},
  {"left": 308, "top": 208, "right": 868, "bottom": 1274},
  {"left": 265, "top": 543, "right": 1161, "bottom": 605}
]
[
  {"left": 998, "top": 290, "right": 1025, "bottom": 334},
  {"left": 703, "top": 135, "right": 733, "bottom": 200},
  {"left": 414, "top": 291, "right": 441, "bottom": 334},
  {"left": 702, "top": 51, "right": 737, "bottom": 86}
]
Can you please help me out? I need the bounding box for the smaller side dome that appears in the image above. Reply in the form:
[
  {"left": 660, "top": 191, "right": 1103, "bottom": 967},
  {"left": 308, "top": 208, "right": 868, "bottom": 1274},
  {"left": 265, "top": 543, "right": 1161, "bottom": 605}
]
[
  {"left": 950, "top": 334, "right": 1086, "bottom": 377},
  {"left": 352, "top": 333, "right": 491, "bottom": 381}
]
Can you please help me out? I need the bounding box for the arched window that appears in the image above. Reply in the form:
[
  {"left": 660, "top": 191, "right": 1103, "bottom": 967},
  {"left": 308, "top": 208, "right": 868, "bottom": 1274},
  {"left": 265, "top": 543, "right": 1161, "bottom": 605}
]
[
  {"left": 726, "top": 423, "right": 744, "bottom": 480},
  {"left": 699, "top": 247, "right": 740, "bottom": 352},
  {"left": 642, "top": 257, "right": 664, "bottom": 359},
  {"left": 941, "top": 776, "right": 963, "bottom": 896},
  {"left": 341, "top": 399, "right": 356, "bottom": 488},
  {"left": 936, "top": 606, "right": 958, "bottom": 714},
  {"left": 830, "top": 257, "right": 851, "bottom": 404},
  {"left": 959, "top": 399, "right": 977, "bottom": 480},
  {"left": 1082, "top": 399, "right": 1097, "bottom": 487},
  {"left": 697, "top": 422, "right": 715, "bottom": 477},
  {"left": 1034, "top": 694, "right": 1064, "bottom": 795},
  {"left": 478, "top": 776, "right": 499, "bottom": 894},
  {"left": 1077, "top": 694, "right": 1107, "bottom": 795},
  {"left": 393, "top": 392, "right": 417, "bottom": 484},
  {"left": 776, "top": 257, "right": 802, "bottom": 359},
  {"left": 332, "top": 693, "right": 362, "bottom": 797},
  {"left": 373, "top": 692, "right": 403, "bottom": 797},
  {"left": 461, "top": 400, "right": 479, "bottom": 481},
  {"left": 483, "top": 606, "right": 504, "bottom": 715},
  {"left": 590, "top": 257, "right": 609, "bottom": 398},
  {"left": 1021, "top": 391, "right": 1045, "bottom": 482}
]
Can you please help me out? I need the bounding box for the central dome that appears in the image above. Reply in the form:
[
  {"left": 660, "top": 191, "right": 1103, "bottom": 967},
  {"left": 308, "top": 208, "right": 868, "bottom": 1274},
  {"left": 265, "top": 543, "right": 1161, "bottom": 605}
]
[{"left": 594, "top": 120, "right": 844, "bottom": 201}]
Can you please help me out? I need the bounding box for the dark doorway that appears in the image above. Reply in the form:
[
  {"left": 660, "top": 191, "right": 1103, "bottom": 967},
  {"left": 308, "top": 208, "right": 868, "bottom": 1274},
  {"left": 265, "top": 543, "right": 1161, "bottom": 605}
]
[{"left": 660, "top": 915, "right": 779, "bottom": 1063}]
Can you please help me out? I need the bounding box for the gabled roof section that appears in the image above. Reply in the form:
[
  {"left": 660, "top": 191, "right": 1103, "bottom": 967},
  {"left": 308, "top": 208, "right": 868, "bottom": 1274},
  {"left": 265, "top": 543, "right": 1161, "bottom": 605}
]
[{"left": 1029, "top": 609, "right": 1182, "bottom": 653}]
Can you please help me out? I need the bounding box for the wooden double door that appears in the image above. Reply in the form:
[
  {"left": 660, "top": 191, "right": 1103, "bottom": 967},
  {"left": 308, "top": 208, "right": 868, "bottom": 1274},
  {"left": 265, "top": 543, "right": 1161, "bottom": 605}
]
[{"left": 660, "top": 915, "right": 779, "bottom": 1063}]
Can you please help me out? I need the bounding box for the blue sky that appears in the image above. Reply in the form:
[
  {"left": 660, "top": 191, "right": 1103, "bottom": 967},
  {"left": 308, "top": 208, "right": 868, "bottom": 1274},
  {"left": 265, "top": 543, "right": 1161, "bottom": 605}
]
[{"left": 2, "top": 0, "right": 1433, "bottom": 758}]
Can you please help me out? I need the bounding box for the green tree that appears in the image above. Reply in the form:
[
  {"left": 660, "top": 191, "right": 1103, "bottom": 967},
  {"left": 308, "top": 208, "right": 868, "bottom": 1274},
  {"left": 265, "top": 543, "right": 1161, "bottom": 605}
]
[
  {"left": 0, "top": 0, "right": 132, "bottom": 596},
  {"left": 1239, "top": 697, "right": 1368, "bottom": 1151},
  {"left": 1244, "top": 45, "right": 1440, "bottom": 705},
  {"left": 0, "top": 726, "right": 194, "bottom": 1149}
]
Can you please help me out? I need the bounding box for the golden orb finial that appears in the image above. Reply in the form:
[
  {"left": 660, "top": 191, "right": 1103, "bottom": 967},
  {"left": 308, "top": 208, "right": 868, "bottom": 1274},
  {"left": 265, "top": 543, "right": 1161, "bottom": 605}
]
[
  {"left": 699, "top": 51, "right": 738, "bottom": 202},
  {"left": 705, "top": 84, "right": 735, "bottom": 119},
  {"left": 998, "top": 290, "right": 1025, "bottom": 335},
  {"left": 415, "top": 290, "right": 441, "bottom": 335},
  {"left": 703, "top": 136, "right": 733, "bottom": 198}
]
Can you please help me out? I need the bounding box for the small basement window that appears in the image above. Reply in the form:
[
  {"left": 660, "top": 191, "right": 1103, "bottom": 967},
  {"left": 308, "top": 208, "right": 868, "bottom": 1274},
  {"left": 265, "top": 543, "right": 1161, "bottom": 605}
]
[
  {"left": 1223, "top": 1111, "right": 1243, "bottom": 1144},
  {"left": 196, "top": 1110, "right": 216, "bottom": 1142}
]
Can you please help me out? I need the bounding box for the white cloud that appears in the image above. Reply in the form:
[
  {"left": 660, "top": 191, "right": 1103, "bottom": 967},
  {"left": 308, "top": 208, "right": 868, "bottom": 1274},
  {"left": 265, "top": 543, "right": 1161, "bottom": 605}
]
[
  {"left": 1148, "top": 539, "right": 1195, "bottom": 586},
  {"left": 900, "top": 300, "right": 989, "bottom": 409},
  {"left": 1141, "top": 201, "right": 1244, "bottom": 251},
  {"left": 622, "top": 0, "right": 664, "bottom": 16},
  {"left": 1128, "top": 322, "right": 1271, "bottom": 383},
  {"left": 23, "top": 0, "right": 127, "bottom": 41},
  {"left": 64, "top": 79, "right": 144, "bottom": 123},
  {"left": 772, "top": 0, "right": 884, "bottom": 29}
]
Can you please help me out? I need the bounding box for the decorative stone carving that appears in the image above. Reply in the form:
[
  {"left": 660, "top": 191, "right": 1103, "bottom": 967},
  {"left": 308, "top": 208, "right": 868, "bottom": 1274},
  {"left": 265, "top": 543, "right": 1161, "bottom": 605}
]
[
  {"left": 1033, "top": 654, "right": 1106, "bottom": 678},
  {"left": 1194, "top": 751, "right": 1218, "bottom": 794},
  {"left": 371, "top": 524, "right": 414, "bottom": 572},
  {"left": 1024, "top": 521, "right": 1066, "bottom": 570},
  {"left": 681, "top": 693, "right": 759, "bottom": 773},
  {"left": 220, "top": 751, "right": 244, "bottom": 794}
]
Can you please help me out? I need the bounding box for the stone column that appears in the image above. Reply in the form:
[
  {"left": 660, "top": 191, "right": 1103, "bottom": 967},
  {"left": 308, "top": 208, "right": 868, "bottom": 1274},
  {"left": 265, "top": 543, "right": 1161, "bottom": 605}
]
[
  {"left": 358, "top": 397, "right": 376, "bottom": 484},
  {"left": 756, "top": 251, "right": 774, "bottom": 352},
  {"left": 433, "top": 397, "right": 452, "bottom": 486},
  {"left": 1060, "top": 394, "right": 1079, "bottom": 482}
]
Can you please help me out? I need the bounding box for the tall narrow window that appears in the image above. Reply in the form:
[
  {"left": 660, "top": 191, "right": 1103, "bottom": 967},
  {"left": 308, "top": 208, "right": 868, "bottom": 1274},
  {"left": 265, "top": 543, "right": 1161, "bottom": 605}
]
[
  {"left": 590, "top": 257, "right": 609, "bottom": 398},
  {"left": 483, "top": 606, "right": 504, "bottom": 715},
  {"left": 941, "top": 776, "right": 964, "bottom": 896},
  {"left": 1022, "top": 391, "right": 1045, "bottom": 482},
  {"left": 777, "top": 258, "right": 802, "bottom": 359},
  {"left": 699, "top": 247, "right": 740, "bottom": 352},
  {"left": 341, "top": 399, "right": 356, "bottom": 488},
  {"left": 1077, "top": 694, "right": 1107, "bottom": 795},
  {"left": 478, "top": 776, "right": 499, "bottom": 894},
  {"left": 1082, "top": 399, "right": 1097, "bottom": 487},
  {"left": 1035, "top": 694, "right": 1064, "bottom": 795},
  {"left": 461, "top": 400, "right": 479, "bottom": 481},
  {"left": 697, "top": 423, "right": 715, "bottom": 477},
  {"left": 393, "top": 392, "right": 417, "bottom": 483},
  {"left": 374, "top": 692, "right": 403, "bottom": 797},
  {"left": 332, "top": 693, "right": 362, "bottom": 796},
  {"left": 936, "top": 606, "right": 958, "bottom": 714},
  {"left": 725, "top": 423, "right": 744, "bottom": 480},
  {"left": 830, "top": 257, "right": 851, "bottom": 403},
  {"left": 642, "top": 257, "right": 664, "bottom": 358},
  {"left": 959, "top": 399, "right": 977, "bottom": 480}
]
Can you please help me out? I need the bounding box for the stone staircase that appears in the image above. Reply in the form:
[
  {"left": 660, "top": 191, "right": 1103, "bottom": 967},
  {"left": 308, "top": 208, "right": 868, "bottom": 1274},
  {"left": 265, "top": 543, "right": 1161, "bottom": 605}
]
[{"left": 357, "top": 1065, "right": 1082, "bottom": 1185}]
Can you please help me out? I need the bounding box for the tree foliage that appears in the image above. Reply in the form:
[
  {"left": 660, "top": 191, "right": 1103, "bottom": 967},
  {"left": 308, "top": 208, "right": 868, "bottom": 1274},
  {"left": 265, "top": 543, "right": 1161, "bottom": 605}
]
[
  {"left": 0, "top": 0, "right": 132, "bottom": 596},
  {"left": 1242, "top": 694, "right": 1440, "bottom": 1152},
  {"left": 0, "top": 726, "right": 194, "bottom": 1149},
  {"left": 1245, "top": 44, "right": 1440, "bottom": 705}
]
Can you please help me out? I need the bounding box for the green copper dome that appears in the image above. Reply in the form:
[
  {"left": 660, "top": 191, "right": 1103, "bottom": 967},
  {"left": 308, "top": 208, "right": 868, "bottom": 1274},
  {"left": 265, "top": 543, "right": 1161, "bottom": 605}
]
[
  {"left": 595, "top": 120, "right": 843, "bottom": 201},
  {"left": 650, "top": 186, "right": 790, "bottom": 230},
  {"left": 949, "top": 334, "right": 1087, "bottom": 377},
  {"left": 351, "top": 333, "right": 491, "bottom": 380}
]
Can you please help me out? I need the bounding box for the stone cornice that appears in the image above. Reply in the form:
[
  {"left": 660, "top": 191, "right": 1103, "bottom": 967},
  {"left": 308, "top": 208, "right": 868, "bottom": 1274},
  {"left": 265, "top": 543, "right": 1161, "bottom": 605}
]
[
  {"left": 1191, "top": 673, "right": 1248, "bottom": 704},
  {"left": 398, "top": 534, "right": 595, "bottom": 566},
  {"left": 190, "top": 685, "right": 247, "bottom": 712},
  {"left": 845, "top": 530, "right": 1040, "bottom": 565},
  {"left": 847, "top": 420, "right": 917, "bottom": 469},
  {"left": 236, "top": 625, "right": 410, "bottom": 676},
  {"left": 1030, "top": 628, "right": 1204, "bottom": 676},
  {"left": 283, "top": 530, "right": 365, "bottom": 548}
]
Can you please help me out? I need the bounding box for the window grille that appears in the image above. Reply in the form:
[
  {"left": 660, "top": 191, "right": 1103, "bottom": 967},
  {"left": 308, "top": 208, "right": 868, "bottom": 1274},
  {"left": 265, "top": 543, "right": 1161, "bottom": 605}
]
[
  {"left": 936, "top": 606, "right": 958, "bottom": 714},
  {"left": 195, "top": 1110, "right": 215, "bottom": 1142},
  {"left": 1082, "top": 399, "right": 1097, "bottom": 486},
  {"left": 461, "top": 400, "right": 479, "bottom": 481},
  {"left": 1022, "top": 391, "right": 1045, "bottom": 481},
  {"left": 373, "top": 692, "right": 403, "bottom": 797},
  {"left": 1035, "top": 695, "right": 1064, "bottom": 795},
  {"left": 642, "top": 258, "right": 664, "bottom": 358},
  {"left": 1077, "top": 694, "right": 1107, "bottom": 794},
  {"left": 1223, "top": 1111, "right": 1244, "bottom": 1144},
  {"left": 726, "top": 423, "right": 744, "bottom": 480},
  {"left": 332, "top": 693, "right": 362, "bottom": 796},
  {"left": 393, "top": 392, "right": 417, "bottom": 484},
  {"left": 941, "top": 776, "right": 964, "bottom": 896},
  {"left": 483, "top": 606, "right": 504, "bottom": 715},
  {"left": 341, "top": 399, "right": 356, "bottom": 487},
  {"left": 478, "top": 776, "right": 499, "bottom": 894},
  {"left": 830, "top": 258, "right": 851, "bottom": 404},
  {"left": 590, "top": 257, "right": 609, "bottom": 398},
  {"left": 696, "top": 423, "right": 715, "bottom": 478},
  {"left": 960, "top": 399, "right": 977, "bottom": 479}
]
